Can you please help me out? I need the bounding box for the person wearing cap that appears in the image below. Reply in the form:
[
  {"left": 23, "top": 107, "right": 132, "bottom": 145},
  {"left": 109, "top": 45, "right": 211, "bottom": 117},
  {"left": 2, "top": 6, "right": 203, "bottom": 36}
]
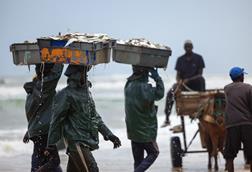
[
  {"left": 23, "top": 63, "right": 63, "bottom": 172},
  {"left": 162, "top": 40, "right": 205, "bottom": 127},
  {"left": 47, "top": 64, "right": 121, "bottom": 172},
  {"left": 124, "top": 65, "right": 164, "bottom": 172},
  {"left": 224, "top": 67, "right": 252, "bottom": 172}
]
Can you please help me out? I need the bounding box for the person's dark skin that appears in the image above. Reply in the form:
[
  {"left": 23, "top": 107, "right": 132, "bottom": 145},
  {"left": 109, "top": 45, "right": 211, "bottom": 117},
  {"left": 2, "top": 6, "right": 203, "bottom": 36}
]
[
  {"left": 23, "top": 131, "right": 29, "bottom": 143},
  {"left": 232, "top": 74, "right": 244, "bottom": 83},
  {"left": 184, "top": 43, "right": 193, "bottom": 56},
  {"left": 176, "top": 43, "right": 203, "bottom": 82},
  {"left": 226, "top": 74, "right": 252, "bottom": 172}
]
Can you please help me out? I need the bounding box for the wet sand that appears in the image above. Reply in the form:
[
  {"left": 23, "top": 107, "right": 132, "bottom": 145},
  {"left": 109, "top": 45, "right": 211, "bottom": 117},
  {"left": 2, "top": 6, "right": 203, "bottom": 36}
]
[{"left": 0, "top": 127, "right": 250, "bottom": 172}]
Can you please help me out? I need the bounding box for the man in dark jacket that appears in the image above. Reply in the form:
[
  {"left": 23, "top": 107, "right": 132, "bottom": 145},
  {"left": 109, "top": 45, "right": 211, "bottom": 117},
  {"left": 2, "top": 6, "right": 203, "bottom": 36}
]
[
  {"left": 23, "top": 63, "right": 63, "bottom": 172},
  {"left": 47, "top": 64, "right": 121, "bottom": 172},
  {"left": 124, "top": 65, "right": 164, "bottom": 172},
  {"left": 224, "top": 67, "right": 252, "bottom": 172},
  {"left": 175, "top": 40, "right": 205, "bottom": 90},
  {"left": 162, "top": 40, "right": 205, "bottom": 127}
]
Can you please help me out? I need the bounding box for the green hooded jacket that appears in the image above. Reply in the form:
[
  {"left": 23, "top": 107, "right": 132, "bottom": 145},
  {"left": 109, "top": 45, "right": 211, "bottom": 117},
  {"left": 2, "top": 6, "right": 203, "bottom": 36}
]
[
  {"left": 47, "top": 72, "right": 113, "bottom": 151},
  {"left": 124, "top": 75, "right": 164, "bottom": 142},
  {"left": 24, "top": 64, "right": 63, "bottom": 138}
]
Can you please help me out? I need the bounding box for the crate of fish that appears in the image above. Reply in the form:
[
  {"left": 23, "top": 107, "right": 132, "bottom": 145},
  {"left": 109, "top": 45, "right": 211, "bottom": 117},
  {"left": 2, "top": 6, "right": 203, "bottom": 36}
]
[
  {"left": 10, "top": 33, "right": 116, "bottom": 66},
  {"left": 38, "top": 33, "right": 116, "bottom": 65},
  {"left": 10, "top": 42, "right": 41, "bottom": 65},
  {"left": 112, "top": 38, "right": 172, "bottom": 68}
]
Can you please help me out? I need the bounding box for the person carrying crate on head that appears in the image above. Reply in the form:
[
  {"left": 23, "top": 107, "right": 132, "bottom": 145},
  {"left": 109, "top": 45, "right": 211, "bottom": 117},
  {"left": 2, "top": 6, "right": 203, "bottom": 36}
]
[
  {"left": 124, "top": 65, "right": 164, "bottom": 172},
  {"left": 46, "top": 64, "right": 121, "bottom": 172},
  {"left": 162, "top": 40, "right": 206, "bottom": 127},
  {"left": 23, "top": 63, "right": 63, "bottom": 172}
]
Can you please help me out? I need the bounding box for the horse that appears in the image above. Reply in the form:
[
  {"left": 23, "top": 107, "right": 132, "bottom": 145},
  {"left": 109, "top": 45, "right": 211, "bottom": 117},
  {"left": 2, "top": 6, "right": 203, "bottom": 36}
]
[{"left": 198, "top": 92, "right": 226, "bottom": 171}]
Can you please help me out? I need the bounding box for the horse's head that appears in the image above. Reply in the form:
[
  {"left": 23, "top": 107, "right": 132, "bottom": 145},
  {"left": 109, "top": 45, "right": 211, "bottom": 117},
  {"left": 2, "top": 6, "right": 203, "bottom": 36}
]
[{"left": 213, "top": 92, "right": 225, "bottom": 125}]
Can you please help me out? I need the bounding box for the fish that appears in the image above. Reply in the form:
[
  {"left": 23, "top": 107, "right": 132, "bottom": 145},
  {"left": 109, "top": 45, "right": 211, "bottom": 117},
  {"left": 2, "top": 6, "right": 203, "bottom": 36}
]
[{"left": 119, "top": 38, "right": 170, "bottom": 50}]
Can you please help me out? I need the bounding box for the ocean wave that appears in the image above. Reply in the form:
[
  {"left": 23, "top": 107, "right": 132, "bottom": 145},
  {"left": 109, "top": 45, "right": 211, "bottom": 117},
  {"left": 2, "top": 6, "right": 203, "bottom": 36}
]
[
  {"left": 0, "top": 128, "right": 26, "bottom": 140},
  {"left": 1, "top": 75, "right": 252, "bottom": 100},
  {"left": 0, "top": 89, "right": 124, "bottom": 102},
  {"left": 0, "top": 86, "right": 26, "bottom": 100},
  {"left": 0, "top": 115, "right": 197, "bottom": 157},
  {"left": 0, "top": 128, "right": 31, "bottom": 157},
  {"left": 0, "top": 78, "right": 126, "bottom": 101},
  {"left": 0, "top": 140, "right": 33, "bottom": 157}
]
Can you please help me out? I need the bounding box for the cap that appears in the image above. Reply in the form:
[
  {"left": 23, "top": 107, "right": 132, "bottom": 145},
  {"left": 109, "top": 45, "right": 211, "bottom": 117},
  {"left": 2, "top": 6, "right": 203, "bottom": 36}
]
[
  {"left": 229, "top": 67, "right": 247, "bottom": 80},
  {"left": 184, "top": 40, "right": 193, "bottom": 45}
]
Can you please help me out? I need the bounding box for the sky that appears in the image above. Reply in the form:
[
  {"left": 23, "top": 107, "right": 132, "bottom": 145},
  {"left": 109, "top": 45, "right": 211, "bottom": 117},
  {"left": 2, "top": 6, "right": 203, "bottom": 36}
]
[{"left": 1, "top": 0, "right": 251, "bottom": 77}]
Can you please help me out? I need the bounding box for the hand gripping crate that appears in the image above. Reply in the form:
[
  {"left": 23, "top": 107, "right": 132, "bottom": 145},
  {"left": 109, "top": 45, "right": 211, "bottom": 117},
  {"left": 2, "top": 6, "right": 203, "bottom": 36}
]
[
  {"left": 112, "top": 44, "right": 172, "bottom": 68},
  {"left": 37, "top": 39, "right": 116, "bottom": 65},
  {"left": 10, "top": 43, "right": 41, "bottom": 65}
]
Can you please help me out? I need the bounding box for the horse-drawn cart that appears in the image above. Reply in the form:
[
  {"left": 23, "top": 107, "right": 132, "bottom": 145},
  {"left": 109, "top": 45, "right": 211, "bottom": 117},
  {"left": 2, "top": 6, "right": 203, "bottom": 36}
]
[{"left": 170, "top": 89, "right": 225, "bottom": 168}]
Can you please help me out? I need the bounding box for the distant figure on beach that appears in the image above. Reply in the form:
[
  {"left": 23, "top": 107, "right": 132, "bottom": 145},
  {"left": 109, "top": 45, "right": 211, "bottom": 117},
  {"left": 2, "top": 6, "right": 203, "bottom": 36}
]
[
  {"left": 23, "top": 63, "right": 63, "bottom": 172},
  {"left": 124, "top": 66, "right": 164, "bottom": 172},
  {"left": 224, "top": 67, "right": 252, "bottom": 172},
  {"left": 162, "top": 40, "right": 205, "bottom": 127},
  {"left": 47, "top": 64, "right": 121, "bottom": 172}
]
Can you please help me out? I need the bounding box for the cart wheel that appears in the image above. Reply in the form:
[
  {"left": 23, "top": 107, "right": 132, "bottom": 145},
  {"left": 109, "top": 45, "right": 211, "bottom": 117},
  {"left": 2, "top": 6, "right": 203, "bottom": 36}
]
[{"left": 170, "top": 136, "right": 183, "bottom": 168}]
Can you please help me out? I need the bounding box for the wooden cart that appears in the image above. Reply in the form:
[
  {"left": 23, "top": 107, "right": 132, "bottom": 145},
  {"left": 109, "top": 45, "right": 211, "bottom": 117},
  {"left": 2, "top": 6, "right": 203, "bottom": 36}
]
[{"left": 170, "top": 89, "right": 225, "bottom": 168}]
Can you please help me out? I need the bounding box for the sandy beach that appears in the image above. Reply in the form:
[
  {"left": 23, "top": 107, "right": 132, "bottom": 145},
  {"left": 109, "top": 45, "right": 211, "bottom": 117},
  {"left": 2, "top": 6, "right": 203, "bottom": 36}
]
[
  {"left": 0, "top": 117, "right": 250, "bottom": 172},
  {"left": 1, "top": 75, "right": 252, "bottom": 172},
  {"left": 2, "top": 0, "right": 252, "bottom": 171}
]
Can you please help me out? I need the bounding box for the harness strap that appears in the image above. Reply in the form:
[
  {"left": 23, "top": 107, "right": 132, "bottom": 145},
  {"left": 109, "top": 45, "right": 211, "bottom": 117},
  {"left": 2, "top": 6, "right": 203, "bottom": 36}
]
[
  {"left": 182, "top": 82, "right": 194, "bottom": 91},
  {"left": 202, "top": 114, "right": 216, "bottom": 124}
]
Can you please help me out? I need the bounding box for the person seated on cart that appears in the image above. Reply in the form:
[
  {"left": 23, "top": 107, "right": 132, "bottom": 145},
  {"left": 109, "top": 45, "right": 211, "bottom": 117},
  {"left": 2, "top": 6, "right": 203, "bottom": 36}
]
[{"left": 162, "top": 40, "right": 206, "bottom": 127}]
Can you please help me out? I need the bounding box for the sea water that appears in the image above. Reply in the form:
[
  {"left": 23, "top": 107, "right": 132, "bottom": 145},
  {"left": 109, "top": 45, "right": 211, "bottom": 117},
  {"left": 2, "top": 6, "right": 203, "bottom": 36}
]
[{"left": 0, "top": 74, "right": 251, "bottom": 172}]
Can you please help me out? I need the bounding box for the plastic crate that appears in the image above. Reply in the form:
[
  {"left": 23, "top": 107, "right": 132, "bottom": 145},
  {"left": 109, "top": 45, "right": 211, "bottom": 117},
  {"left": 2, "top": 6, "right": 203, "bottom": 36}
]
[
  {"left": 10, "top": 43, "right": 41, "bottom": 65},
  {"left": 37, "top": 39, "right": 116, "bottom": 65},
  {"left": 112, "top": 43, "right": 171, "bottom": 68}
]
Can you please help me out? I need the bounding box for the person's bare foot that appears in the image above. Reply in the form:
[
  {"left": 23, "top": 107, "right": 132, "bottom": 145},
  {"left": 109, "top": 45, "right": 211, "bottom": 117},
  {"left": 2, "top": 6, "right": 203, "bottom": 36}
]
[{"left": 170, "top": 125, "right": 183, "bottom": 133}]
